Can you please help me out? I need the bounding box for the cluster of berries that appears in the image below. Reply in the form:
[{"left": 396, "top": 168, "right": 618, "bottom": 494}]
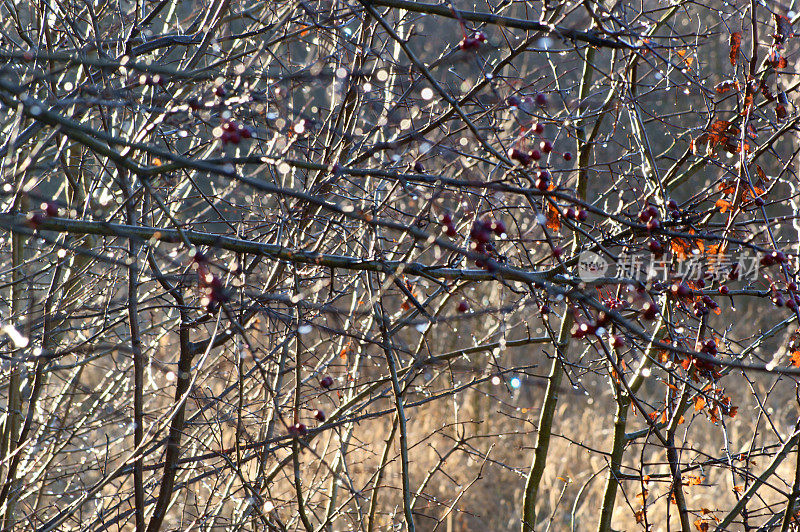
[
  {"left": 218, "top": 120, "right": 253, "bottom": 145},
  {"left": 459, "top": 31, "right": 487, "bottom": 51},
  {"left": 25, "top": 202, "right": 60, "bottom": 228},
  {"left": 470, "top": 217, "right": 507, "bottom": 270},
  {"left": 194, "top": 254, "right": 228, "bottom": 313},
  {"left": 287, "top": 376, "right": 334, "bottom": 437}
]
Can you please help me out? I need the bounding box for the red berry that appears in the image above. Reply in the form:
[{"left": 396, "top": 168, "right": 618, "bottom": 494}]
[
  {"left": 565, "top": 207, "right": 576, "bottom": 220},
  {"left": 506, "top": 96, "right": 521, "bottom": 107},
  {"left": 440, "top": 212, "right": 453, "bottom": 225},
  {"left": 642, "top": 302, "right": 658, "bottom": 320},
  {"left": 645, "top": 206, "right": 659, "bottom": 219},
  {"left": 314, "top": 409, "right": 326, "bottom": 422},
  {"left": 457, "top": 301, "right": 470, "bottom": 313},
  {"left": 508, "top": 148, "right": 531, "bottom": 166},
  {"left": 562, "top": 151, "right": 573, "bottom": 161},
  {"left": 647, "top": 239, "right": 663, "bottom": 255},
  {"left": 239, "top": 126, "right": 252, "bottom": 139},
  {"left": 534, "top": 123, "right": 545, "bottom": 135},
  {"left": 671, "top": 283, "right": 691, "bottom": 298},
  {"left": 445, "top": 224, "right": 457, "bottom": 237},
  {"left": 289, "top": 423, "right": 308, "bottom": 437},
  {"left": 789, "top": 282, "right": 798, "bottom": 291},
  {"left": 459, "top": 36, "right": 480, "bottom": 51},
  {"left": 535, "top": 93, "right": 547, "bottom": 106},
  {"left": 610, "top": 335, "right": 625, "bottom": 349},
  {"left": 552, "top": 246, "right": 563, "bottom": 258},
  {"left": 492, "top": 219, "right": 506, "bottom": 235},
  {"left": 529, "top": 149, "right": 541, "bottom": 161},
  {"left": 214, "top": 85, "right": 227, "bottom": 97},
  {"left": 539, "top": 304, "right": 550, "bottom": 315},
  {"left": 646, "top": 219, "right": 660, "bottom": 232},
  {"left": 26, "top": 212, "right": 43, "bottom": 228},
  {"left": 43, "top": 202, "right": 58, "bottom": 217},
  {"left": 536, "top": 175, "right": 550, "bottom": 191},
  {"left": 540, "top": 140, "right": 553, "bottom": 153},
  {"left": 577, "top": 210, "right": 588, "bottom": 222},
  {"left": 320, "top": 376, "right": 334, "bottom": 389},
  {"left": 719, "top": 285, "right": 730, "bottom": 295},
  {"left": 667, "top": 199, "right": 678, "bottom": 211}
]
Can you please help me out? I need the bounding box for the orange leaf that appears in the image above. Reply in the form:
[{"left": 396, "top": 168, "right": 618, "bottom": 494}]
[
  {"left": 715, "top": 80, "right": 738, "bottom": 94},
  {"left": 695, "top": 520, "right": 710, "bottom": 531},
  {"left": 791, "top": 351, "right": 800, "bottom": 367},
  {"left": 695, "top": 396, "right": 706, "bottom": 411},
  {"left": 546, "top": 203, "right": 561, "bottom": 232},
  {"left": 730, "top": 32, "right": 742, "bottom": 64},
  {"left": 671, "top": 238, "right": 691, "bottom": 260},
  {"left": 715, "top": 198, "right": 732, "bottom": 213}
]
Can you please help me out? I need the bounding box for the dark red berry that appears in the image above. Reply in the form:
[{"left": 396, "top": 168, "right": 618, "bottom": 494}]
[
  {"left": 457, "top": 301, "right": 470, "bottom": 313},
  {"left": 648, "top": 239, "right": 663, "bottom": 255},
  {"left": 508, "top": 148, "right": 531, "bottom": 166},
  {"left": 535, "top": 93, "right": 547, "bottom": 107},
  {"left": 440, "top": 212, "right": 453, "bottom": 225},
  {"left": 577, "top": 210, "right": 588, "bottom": 222},
  {"left": 667, "top": 199, "right": 678, "bottom": 211},
  {"left": 552, "top": 246, "right": 563, "bottom": 258},
  {"left": 214, "top": 85, "right": 227, "bottom": 97},
  {"left": 645, "top": 206, "right": 659, "bottom": 219},
  {"left": 492, "top": 219, "right": 506, "bottom": 235},
  {"left": 459, "top": 36, "right": 481, "bottom": 51},
  {"left": 289, "top": 423, "right": 308, "bottom": 437},
  {"left": 314, "top": 409, "right": 326, "bottom": 422},
  {"left": 534, "top": 178, "right": 547, "bottom": 191},
  {"left": 565, "top": 207, "right": 576, "bottom": 220},
  {"left": 320, "top": 376, "right": 334, "bottom": 389},
  {"left": 610, "top": 335, "right": 625, "bottom": 349},
  {"left": 719, "top": 285, "right": 730, "bottom": 295},
  {"left": 529, "top": 149, "right": 541, "bottom": 161},
  {"left": 26, "top": 212, "right": 43, "bottom": 228},
  {"left": 43, "top": 202, "right": 58, "bottom": 217},
  {"left": 506, "top": 96, "right": 521, "bottom": 107},
  {"left": 672, "top": 283, "right": 691, "bottom": 298},
  {"left": 239, "top": 126, "right": 252, "bottom": 139},
  {"left": 534, "top": 123, "right": 545, "bottom": 135},
  {"left": 642, "top": 302, "right": 658, "bottom": 320},
  {"left": 646, "top": 219, "right": 660, "bottom": 232},
  {"left": 540, "top": 140, "right": 553, "bottom": 153},
  {"left": 188, "top": 98, "right": 201, "bottom": 110},
  {"left": 539, "top": 304, "right": 551, "bottom": 314},
  {"left": 445, "top": 224, "right": 457, "bottom": 237},
  {"left": 563, "top": 151, "right": 573, "bottom": 161}
]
